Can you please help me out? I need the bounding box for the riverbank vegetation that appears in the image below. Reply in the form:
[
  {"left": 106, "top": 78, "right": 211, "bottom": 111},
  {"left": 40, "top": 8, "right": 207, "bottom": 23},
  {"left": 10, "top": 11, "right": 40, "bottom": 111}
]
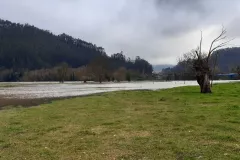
[{"left": 0, "top": 83, "right": 239, "bottom": 159}]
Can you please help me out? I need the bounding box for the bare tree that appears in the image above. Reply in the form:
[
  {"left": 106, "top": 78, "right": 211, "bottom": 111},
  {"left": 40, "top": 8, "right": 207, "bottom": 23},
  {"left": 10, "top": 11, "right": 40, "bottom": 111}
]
[
  {"left": 193, "top": 27, "right": 231, "bottom": 93},
  {"left": 57, "top": 63, "right": 68, "bottom": 83},
  {"left": 113, "top": 67, "right": 127, "bottom": 82},
  {"left": 89, "top": 56, "right": 109, "bottom": 83},
  {"left": 181, "top": 51, "right": 197, "bottom": 81}
]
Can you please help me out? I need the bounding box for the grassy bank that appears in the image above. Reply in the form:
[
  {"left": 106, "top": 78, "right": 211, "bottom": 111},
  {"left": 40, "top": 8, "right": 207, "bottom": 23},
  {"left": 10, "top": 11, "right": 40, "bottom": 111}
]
[
  {"left": 0, "top": 83, "right": 20, "bottom": 88},
  {"left": 0, "top": 83, "right": 240, "bottom": 159}
]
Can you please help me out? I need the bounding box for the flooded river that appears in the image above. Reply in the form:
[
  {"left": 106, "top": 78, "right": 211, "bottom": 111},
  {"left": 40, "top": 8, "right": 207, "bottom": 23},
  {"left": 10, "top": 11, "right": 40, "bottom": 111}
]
[{"left": 0, "top": 81, "right": 238, "bottom": 99}]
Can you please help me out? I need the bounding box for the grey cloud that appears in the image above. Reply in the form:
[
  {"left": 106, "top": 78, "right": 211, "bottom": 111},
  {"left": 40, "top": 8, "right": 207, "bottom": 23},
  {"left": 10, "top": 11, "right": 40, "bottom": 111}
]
[
  {"left": 228, "top": 17, "right": 240, "bottom": 37},
  {"left": 152, "top": 0, "right": 239, "bottom": 37},
  {"left": 0, "top": 0, "right": 240, "bottom": 65},
  {"left": 155, "top": 0, "right": 206, "bottom": 13}
]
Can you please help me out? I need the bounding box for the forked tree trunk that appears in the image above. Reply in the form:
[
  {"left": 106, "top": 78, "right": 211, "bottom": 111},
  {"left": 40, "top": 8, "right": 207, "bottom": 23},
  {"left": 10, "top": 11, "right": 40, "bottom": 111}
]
[
  {"left": 202, "top": 73, "right": 211, "bottom": 93},
  {"left": 197, "top": 73, "right": 211, "bottom": 93},
  {"left": 191, "top": 26, "right": 229, "bottom": 93}
]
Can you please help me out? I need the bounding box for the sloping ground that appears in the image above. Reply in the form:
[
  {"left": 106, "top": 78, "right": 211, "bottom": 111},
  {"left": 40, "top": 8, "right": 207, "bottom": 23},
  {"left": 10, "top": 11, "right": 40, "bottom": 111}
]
[{"left": 0, "top": 83, "right": 240, "bottom": 159}]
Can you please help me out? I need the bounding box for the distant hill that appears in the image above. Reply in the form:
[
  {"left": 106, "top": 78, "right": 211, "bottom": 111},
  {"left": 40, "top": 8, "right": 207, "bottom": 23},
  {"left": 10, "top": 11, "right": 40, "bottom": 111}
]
[
  {"left": 213, "top": 48, "right": 240, "bottom": 72},
  {"left": 0, "top": 19, "right": 152, "bottom": 73},
  {"left": 153, "top": 64, "right": 174, "bottom": 72},
  {"left": 163, "top": 48, "right": 240, "bottom": 74}
]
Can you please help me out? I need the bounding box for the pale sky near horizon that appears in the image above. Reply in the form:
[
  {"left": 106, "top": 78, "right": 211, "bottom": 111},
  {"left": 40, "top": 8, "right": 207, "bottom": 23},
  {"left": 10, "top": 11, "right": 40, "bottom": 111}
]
[{"left": 0, "top": 0, "right": 240, "bottom": 65}]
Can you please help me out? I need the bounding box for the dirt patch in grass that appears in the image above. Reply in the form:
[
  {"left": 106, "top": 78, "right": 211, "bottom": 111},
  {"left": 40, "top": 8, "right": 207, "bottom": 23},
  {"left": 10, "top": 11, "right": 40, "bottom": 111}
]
[
  {"left": 91, "top": 126, "right": 107, "bottom": 135},
  {"left": 118, "top": 130, "right": 151, "bottom": 138},
  {"left": 0, "top": 93, "right": 105, "bottom": 109}
]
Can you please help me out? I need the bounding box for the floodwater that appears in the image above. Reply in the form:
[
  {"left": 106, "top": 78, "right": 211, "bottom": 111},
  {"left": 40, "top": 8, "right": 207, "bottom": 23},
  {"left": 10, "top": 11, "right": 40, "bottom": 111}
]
[{"left": 0, "top": 81, "right": 238, "bottom": 99}]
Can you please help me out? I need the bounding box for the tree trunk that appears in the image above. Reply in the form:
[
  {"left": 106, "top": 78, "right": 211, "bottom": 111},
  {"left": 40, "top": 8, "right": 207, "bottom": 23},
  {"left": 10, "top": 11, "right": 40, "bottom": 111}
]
[{"left": 198, "top": 73, "right": 211, "bottom": 93}]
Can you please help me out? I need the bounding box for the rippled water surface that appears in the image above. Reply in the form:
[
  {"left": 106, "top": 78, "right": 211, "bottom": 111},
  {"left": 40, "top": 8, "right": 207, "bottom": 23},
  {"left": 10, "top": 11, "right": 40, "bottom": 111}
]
[{"left": 0, "top": 81, "right": 238, "bottom": 99}]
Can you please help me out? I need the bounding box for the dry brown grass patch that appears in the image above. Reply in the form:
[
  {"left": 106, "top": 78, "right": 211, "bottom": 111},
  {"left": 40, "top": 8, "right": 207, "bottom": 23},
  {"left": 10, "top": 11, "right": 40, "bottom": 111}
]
[{"left": 118, "top": 130, "right": 151, "bottom": 139}]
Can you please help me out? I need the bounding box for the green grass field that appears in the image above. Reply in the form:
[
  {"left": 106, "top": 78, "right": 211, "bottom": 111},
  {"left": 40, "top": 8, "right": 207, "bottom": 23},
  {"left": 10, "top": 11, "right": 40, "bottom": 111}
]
[{"left": 0, "top": 83, "right": 240, "bottom": 160}]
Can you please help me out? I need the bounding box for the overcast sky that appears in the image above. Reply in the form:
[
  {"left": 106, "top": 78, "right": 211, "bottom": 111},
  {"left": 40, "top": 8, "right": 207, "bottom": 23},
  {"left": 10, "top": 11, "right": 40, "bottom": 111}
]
[{"left": 0, "top": 0, "right": 240, "bottom": 65}]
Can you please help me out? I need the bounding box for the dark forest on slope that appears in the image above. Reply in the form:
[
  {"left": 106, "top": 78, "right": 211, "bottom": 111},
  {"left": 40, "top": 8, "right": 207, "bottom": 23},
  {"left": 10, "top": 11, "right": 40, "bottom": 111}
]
[
  {"left": 213, "top": 48, "right": 240, "bottom": 72},
  {"left": 0, "top": 19, "right": 153, "bottom": 82}
]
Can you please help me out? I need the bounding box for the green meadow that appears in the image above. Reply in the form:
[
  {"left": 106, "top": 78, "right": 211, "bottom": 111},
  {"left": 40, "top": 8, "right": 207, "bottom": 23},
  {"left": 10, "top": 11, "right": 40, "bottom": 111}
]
[{"left": 0, "top": 83, "right": 239, "bottom": 159}]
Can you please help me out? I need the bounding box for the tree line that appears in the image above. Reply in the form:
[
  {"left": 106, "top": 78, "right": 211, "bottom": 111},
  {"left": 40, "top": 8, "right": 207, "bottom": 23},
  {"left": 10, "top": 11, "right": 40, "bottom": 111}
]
[{"left": 0, "top": 19, "right": 153, "bottom": 82}]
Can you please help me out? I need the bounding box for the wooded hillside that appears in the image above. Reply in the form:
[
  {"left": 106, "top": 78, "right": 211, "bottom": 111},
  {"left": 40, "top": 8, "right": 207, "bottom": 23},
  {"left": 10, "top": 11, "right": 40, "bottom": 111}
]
[{"left": 0, "top": 19, "right": 153, "bottom": 82}]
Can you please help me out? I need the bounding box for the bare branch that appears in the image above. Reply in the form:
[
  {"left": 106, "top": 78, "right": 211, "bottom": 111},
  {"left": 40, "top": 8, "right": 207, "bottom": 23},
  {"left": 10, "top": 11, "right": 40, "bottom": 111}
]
[
  {"left": 195, "top": 50, "right": 199, "bottom": 57},
  {"left": 209, "top": 38, "right": 234, "bottom": 54},
  {"left": 199, "top": 31, "right": 203, "bottom": 56},
  {"left": 208, "top": 28, "right": 226, "bottom": 56},
  {"left": 211, "top": 51, "right": 219, "bottom": 87},
  {"left": 207, "top": 27, "right": 230, "bottom": 61}
]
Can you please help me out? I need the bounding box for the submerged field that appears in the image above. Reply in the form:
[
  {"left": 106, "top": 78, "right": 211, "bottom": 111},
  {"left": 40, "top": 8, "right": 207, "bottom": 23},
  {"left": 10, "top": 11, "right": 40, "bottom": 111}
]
[
  {"left": 1, "top": 81, "right": 239, "bottom": 99},
  {"left": 0, "top": 83, "right": 240, "bottom": 159}
]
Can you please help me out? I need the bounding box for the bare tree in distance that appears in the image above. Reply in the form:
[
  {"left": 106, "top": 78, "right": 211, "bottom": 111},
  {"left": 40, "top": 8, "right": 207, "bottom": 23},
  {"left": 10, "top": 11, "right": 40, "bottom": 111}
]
[
  {"left": 182, "top": 27, "right": 232, "bottom": 93},
  {"left": 89, "top": 56, "right": 109, "bottom": 83},
  {"left": 57, "top": 63, "right": 68, "bottom": 83},
  {"left": 113, "top": 67, "right": 127, "bottom": 82}
]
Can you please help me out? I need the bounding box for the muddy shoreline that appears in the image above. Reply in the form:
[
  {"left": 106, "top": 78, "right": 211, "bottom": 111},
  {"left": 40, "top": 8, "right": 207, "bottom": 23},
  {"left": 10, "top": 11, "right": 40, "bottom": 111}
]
[
  {"left": 0, "top": 90, "right": 150, "bottom": 109},
  {"left": 0, "top": 92, "right": 106, "bottom": 109}
]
